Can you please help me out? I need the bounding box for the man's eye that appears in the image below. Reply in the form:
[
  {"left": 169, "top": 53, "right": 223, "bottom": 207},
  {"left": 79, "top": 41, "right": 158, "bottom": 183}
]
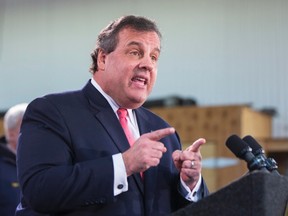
[
  {"left": 151, "top": 55, "right": 158, "bottom": 62},
  {"left": 130, "top": 51, "right": 140, "bottom": 56}
]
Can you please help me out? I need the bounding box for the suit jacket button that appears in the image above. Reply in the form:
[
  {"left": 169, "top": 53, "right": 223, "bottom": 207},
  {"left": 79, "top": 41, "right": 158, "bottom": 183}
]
[{"left": 117, "top": 184, "right": 124, "bottom": 189}]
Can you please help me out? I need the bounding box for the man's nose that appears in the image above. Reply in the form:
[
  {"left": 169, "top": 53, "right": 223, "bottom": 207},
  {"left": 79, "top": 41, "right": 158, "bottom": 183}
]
[{"left": 138, "top": 55, "right": 154, "bottom": 72}]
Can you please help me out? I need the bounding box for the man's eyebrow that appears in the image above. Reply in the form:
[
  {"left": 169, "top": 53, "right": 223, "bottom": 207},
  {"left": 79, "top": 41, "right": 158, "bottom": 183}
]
[
  {"left": 127, "top": 41, "right": 161, "bottom": 53},
  {"left": 127, "top": 41, "right": 141, "bottom": 47}
]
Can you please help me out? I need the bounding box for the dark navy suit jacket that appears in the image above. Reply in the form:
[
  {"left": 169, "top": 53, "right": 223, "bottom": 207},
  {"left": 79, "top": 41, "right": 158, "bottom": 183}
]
[
  {"left": 16, "top": 81, "right": 208, "bottom": 216},
  {"left": 0, "top": 142, "right": 20, "bottom": 216}
]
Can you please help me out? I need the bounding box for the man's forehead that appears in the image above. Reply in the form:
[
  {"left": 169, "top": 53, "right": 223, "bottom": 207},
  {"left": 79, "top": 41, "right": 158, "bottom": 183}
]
[
  {"left": 118, "top": 28, "right": 161, "bottom": 48},
  {"left": 119, "top": 27, "right": 160, "bottom": 39}
]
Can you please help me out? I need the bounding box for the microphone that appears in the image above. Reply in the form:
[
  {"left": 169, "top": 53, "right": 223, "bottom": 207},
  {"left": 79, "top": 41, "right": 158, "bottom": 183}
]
[
  {"left": 243, "top": 135, "right": 279, "bottom": 174},
  {"left": 226, "top": 134, "right": 267, "bottom": 172}
]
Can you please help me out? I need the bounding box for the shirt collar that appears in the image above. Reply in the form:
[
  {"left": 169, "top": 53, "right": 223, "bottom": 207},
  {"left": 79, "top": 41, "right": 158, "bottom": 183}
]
[{"left": 90, "top": 78, "right": 134, "bottom": 118}]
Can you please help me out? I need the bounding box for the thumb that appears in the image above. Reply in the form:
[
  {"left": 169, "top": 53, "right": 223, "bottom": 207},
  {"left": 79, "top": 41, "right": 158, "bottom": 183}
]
[
  {"left": 185, "top": 138, "right": 206, "bottom": 152},
  {"left": 172, "top": 150, "right": 182, "bottom": 161}
]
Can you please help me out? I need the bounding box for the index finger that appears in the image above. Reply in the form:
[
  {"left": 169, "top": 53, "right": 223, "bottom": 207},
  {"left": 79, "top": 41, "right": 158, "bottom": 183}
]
[
  {"left": 146, "top": 127, "right": 175, "bottom": 141},
  {"left": 186, "top": 138, "right": 206, "bottom": 152}
]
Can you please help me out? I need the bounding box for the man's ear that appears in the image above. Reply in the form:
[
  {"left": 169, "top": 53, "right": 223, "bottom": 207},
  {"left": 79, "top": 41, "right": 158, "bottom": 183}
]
[
  {"left": 97, "top": 49, "right": 106, "bottom": 70},
  {"left": 6, "top": 129, "right": 17, "bottom": 144}
]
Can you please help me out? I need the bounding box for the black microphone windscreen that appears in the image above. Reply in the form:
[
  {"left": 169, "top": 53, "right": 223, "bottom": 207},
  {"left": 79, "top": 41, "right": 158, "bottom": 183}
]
[
  {"left": 243, "top": 135, "right": 263, "bottom": 155},
  {"left": 243, "top": 135, "right": 279, "bottom": 174},
  {"left": 226, "top": 134, "right": 251, "bottom": 158}
]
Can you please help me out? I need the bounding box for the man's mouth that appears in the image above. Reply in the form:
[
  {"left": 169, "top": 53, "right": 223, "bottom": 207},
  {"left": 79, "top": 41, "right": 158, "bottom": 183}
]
[{"left": 131, "top": 76, "right": 148, "bottom": 85}]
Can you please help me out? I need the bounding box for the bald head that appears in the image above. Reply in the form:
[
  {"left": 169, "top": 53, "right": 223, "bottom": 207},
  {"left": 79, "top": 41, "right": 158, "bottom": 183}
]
[{"left": 4, "top": 103, "right": 28, "bottom": 152}]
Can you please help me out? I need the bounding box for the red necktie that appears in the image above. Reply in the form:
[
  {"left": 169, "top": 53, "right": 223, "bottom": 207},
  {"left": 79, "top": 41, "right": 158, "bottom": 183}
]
[{"left": 117, "top": 108, "right": 135, "bottom": 146}]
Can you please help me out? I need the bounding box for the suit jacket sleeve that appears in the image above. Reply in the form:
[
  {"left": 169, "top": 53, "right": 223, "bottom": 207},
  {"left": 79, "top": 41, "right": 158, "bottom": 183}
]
[{"left": 17, "top": 96, "right": 116, "bottom": 213}]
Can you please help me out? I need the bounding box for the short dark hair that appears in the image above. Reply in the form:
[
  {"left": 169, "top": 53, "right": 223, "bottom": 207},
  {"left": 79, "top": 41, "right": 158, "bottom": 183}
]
[{"left": 89, "top": 15, "right": 162, "bottom": 74}]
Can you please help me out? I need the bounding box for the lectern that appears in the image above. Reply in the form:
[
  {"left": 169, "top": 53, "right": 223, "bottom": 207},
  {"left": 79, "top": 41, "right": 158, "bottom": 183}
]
[{"left": 172, "top": 171, "right": 288, "bottom": 216}]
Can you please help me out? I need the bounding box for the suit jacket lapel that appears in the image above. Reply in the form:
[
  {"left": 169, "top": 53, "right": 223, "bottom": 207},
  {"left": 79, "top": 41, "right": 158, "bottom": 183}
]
[
  {"left": 82, "top": 81, "right": 144, "bottom": 193},
  {"left": 82, "top": 81, "right": 130, "bottom": 153}
]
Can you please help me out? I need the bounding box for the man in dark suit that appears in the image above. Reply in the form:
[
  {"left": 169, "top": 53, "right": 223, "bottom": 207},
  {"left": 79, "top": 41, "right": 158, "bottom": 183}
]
[
  {"left": 0, "top": 103, "right": 27, "bottom": 216},
  {"left": 0, "top": 140, "right": 19, "bottom": 216},
  {"left": 16, "top": 15, "right": 209, "bottom": 216}
]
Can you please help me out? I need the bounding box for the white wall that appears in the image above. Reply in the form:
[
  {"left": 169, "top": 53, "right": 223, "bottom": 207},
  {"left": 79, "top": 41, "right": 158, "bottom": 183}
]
[{"left": 0, "top": 0, "right": 287, "bottom": 137}]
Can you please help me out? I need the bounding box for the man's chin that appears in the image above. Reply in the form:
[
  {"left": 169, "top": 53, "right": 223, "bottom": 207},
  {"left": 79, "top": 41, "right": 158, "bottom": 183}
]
[{"left": 125, "top": 95, "right": 147, "bottom": 109}]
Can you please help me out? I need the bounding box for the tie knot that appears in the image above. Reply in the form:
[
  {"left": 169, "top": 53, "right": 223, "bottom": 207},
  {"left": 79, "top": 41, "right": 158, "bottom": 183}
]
[{"left": 117, "top": 108, "right": 128, "bottom": 118}]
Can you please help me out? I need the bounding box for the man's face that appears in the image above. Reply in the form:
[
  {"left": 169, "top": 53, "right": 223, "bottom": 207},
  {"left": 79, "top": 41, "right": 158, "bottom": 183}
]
[
  {"left": 94, "top": 27, "right": 161, "bottom": 109},
  {"left": 5, "top": 118, "right": 23, "bottom": 152}
]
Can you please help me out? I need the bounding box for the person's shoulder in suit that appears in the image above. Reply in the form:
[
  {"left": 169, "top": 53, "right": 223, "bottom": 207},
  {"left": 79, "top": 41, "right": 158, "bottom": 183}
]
[{"left": 0, "top": 141, "right": 16, "bottom": 163}]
